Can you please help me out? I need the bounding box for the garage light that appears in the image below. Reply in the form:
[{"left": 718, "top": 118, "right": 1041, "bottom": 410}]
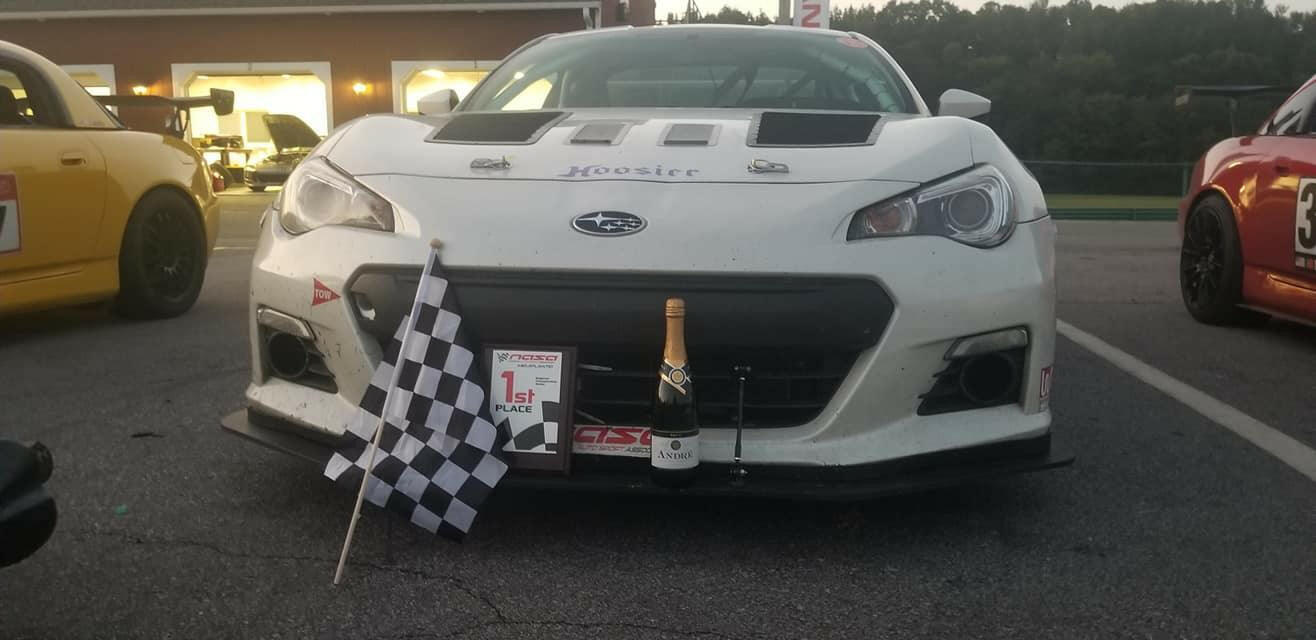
[
  {"left": 132, "top": 85, "right": 149, "bottom": 95},
  {"left": 421, "top": 69, "right": 445, "bottom": 79},
  {"left": 352, "top": 82, "right": 369, "bottom": 96},
  {"left": 197, "top": 74, "right": 210, "bottom": 80},
  {"left": 282, "top": 74, "right": 292, "bottom": 79}
]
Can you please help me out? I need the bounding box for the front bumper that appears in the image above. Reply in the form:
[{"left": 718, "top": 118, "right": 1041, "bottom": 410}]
[
  {"left": 221, "top": 408, "right": 1071, "bottom": 499},
  {"left": 238, "top": 177, "right": 1058, "bottom": 472},
  {"left": 244, "top": 167, "right": 290, "bottom": 188}
]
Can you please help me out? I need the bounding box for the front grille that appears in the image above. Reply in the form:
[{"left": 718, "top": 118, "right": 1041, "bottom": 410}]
[
  {"left": 347, "top": 269, "right": 894, "bottom": 429},
  {"left": 575, "top": 346, "right": 854, "bottom": 429}
]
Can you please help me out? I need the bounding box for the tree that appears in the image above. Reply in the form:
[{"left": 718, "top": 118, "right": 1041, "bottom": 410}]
[{"left": 699, "top": 0, "right": 1315, "bottom": 193}]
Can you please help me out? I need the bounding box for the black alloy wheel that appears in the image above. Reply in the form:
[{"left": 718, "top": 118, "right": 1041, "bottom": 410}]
[
  {"left": 115, "top": 190, "right": 207, "bottom": 319},
  {"left": 1178, "top": 195, "right": 1266, "bottom": 326}
]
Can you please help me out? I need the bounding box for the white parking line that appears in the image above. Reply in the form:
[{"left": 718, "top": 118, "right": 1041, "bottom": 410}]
[{"left": 1058, "top": 319, "right": 1316, "bottom": 482}]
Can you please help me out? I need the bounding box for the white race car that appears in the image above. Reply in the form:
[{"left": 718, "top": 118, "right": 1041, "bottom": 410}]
[{"left": 222, "top": 25, "right": 1070, "bottom": 498}]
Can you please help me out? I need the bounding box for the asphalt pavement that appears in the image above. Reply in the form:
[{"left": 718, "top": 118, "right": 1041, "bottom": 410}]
[{"left": 1, "top": 195, "right": 1312, "bottom": 639}]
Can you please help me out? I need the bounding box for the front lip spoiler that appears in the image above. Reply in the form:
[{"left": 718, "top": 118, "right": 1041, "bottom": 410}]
[{"left": 220, "top": 408, "right": 1073, "bottom": 501}]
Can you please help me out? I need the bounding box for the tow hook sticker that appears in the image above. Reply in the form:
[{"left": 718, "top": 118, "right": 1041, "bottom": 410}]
[
  {"left": 1039, "top": 365, "right": 1054, "bottom": 410},
  {"left": 0, "top": 173, "right": 20, "bottom": 254},
  {"left": 312, "top": 278, "right": 341, "bottom": 306},
  {"left": 1294, "top": 177, "right": 1316, "bottom": 271}
]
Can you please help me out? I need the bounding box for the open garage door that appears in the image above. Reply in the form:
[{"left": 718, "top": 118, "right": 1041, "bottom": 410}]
[
  {"left": 185, "top": 73, "right": 328, "bottom": 147},
  {"left": 60, "top": 65, "right": 115, "bottom": 97},
  {"left": 177, "top": 66, "right": 329, "bottom": 187},
  {"left": 391, "top": 61, "right": 496, "bottom": 114}
]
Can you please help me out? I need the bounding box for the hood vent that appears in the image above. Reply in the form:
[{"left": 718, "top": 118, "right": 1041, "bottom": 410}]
[
  {"left": 570, "top": 122, "right": 630, "bottom": 145},
  {"left": 749, "top": 111, "right": 881, "bottom": 147},
  {"left": 662, "top": 123, "right": 718, "bottom": 146},
  {"left": 430, "top": 111, "right": 568, "bottom": 145}
]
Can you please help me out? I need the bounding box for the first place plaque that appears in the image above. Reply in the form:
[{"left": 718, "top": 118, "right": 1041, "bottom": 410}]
[{"left": 484, "top": 346, "right": 576, "bottom": 474}]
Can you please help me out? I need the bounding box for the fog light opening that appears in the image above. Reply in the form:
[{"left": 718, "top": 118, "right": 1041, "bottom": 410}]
[
  {"left": 267, "top": 332, "right": 311, "bottom": 379},
  {"left": 958, "top": 352, "right": 1019, "bottom": 405}
]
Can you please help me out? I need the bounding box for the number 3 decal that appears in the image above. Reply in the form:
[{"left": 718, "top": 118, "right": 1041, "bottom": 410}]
[{"left": 1296, "top": 177, "right": 1316, "bottom": 261}]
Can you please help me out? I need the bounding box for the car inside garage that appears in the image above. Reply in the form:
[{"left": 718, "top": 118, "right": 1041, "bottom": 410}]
[{"left": 184, "top": 71, "right": 329, "bottom": 187}]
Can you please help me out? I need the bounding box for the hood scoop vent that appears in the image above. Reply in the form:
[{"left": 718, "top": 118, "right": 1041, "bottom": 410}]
[
  {"left": 430, "top": 111, "right": 568, "bottom": 145},
  {"left": 749, "top": 111, "right": 881, "bottom": 148},
  {"left": 662, "top": 123, "right": 718, "bottom": 146},
  {"left": 570, "top": 121, "right": 630, "bottom": 145}
]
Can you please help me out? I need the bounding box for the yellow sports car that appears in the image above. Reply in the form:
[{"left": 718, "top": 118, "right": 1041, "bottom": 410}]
[{"left": 0, "top": 40, "right": 222, "bottom": 319}]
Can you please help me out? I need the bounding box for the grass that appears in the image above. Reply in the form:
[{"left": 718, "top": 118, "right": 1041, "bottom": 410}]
[
  {"left": 1045, "top": 193, "right": 1181, "bottom": 210},
  {"left": 1045, "top": 194, "right": 1181, "bottom": 220}
]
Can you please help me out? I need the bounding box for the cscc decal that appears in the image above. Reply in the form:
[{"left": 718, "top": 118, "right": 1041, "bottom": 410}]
[
  {"left": 311, "top": 278, "right": 341, "bottom": 306},
  {"left": 572, "top": 425, "right": 651, "bottom": 458},
  {"left": 0, "top": 173, "right": 20, "bottom": 254}
]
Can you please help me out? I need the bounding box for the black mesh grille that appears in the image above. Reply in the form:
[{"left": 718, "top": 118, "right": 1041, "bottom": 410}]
[
  {"left": 575, "top": 347, "right": 854, "bottom": 429},
  {"left": 347, "top": 270, "right": 894, "bottom": 429}
]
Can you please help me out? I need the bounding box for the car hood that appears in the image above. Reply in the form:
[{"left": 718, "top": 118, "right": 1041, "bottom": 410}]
[
  {"left": 326, "top": 109, "right": 977, "bottom": 185},
  {"left": 263, "top": 113, "right": 321, "bottom": 152}
]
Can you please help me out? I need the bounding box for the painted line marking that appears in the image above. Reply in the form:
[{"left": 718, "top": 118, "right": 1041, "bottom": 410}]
[
  {"left": 214, "top": 245, "right": 255, "bottom": 252},
  {"left": 1057, "top": 319, "right": 1316, "bottom": 482}
]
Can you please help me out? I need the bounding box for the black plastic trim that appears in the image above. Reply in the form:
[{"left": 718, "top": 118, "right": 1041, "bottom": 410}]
[
  {"left": 221, "top": 408, "right": 1072, "bottom": 500},
  {"left": 427, "top": 111, "right": 569, "bottom": 145}
]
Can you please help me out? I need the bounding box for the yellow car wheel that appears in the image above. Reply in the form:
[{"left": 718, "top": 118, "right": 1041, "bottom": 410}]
[{"left": 114, "top": 190, "right": 207, "bottom": 319}]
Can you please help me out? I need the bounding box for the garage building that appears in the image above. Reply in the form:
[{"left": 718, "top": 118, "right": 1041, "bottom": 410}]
[{"left": 0, "top": 0, "right": 655, "bottom": 160}]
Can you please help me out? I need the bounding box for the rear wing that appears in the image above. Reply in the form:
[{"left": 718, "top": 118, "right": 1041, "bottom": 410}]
[
  {"left": 95, "top": 88, "right": 235, "bottom": 138},
  {"left": 1173, "top": 84, "right": 1294, "bottom": 135}
]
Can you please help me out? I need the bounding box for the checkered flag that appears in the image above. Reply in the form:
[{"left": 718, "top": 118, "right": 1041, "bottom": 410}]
[{"left": 325, "top": 242, "right": 507, "bottom": 547}]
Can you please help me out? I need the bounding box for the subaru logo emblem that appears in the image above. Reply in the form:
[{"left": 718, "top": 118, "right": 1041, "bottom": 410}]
[{"left": 571, "top": 211, "right": 646, "bottom": 237}]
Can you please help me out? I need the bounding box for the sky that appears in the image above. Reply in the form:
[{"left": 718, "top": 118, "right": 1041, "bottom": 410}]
[{"left": 656, "top": 0, "right": 1316, "bottom": 21}]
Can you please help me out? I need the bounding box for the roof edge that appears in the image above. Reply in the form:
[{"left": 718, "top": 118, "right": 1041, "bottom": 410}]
[{"left": 0, "top": 2, "right": 599, "bottom": 20}]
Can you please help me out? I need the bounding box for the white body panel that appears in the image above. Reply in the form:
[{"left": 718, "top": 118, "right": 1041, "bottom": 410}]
[{"left": 240, "top": 25, "right": 1057, "bottom": 472}]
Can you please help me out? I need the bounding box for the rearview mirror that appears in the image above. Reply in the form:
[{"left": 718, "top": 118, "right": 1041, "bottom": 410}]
[
  {"left": 417, "top": 89, "right": 459, "bottom": 115},
  {"left": 938, "top": 89, "right": 991, "bottom": 119}
]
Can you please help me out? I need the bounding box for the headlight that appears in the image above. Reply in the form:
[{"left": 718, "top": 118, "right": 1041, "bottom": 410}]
[
  {"left": 277, "top": 157, "right": 394, "bottom": 235},
  {"left": 847, "top": 165, "right": 1014, "bottom": 248}
]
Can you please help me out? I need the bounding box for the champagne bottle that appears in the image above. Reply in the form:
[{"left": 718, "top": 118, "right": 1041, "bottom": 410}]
[{"left": 651, "top": 297, "right": 699, "bottom": 488}]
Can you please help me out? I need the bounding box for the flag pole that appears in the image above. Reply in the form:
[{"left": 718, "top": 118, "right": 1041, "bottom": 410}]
[{"left": 333, "top": 238, "right": 443, "bottom": 585}]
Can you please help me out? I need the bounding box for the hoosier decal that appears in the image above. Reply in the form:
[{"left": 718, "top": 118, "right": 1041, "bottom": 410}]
[{"left": 558, "top": 164, "right": 700, "bottom": 179}]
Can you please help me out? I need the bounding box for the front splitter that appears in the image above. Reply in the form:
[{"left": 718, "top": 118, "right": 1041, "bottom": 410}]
[{"left": 221, "top": 409, "right": 1073, "bottom": 501}]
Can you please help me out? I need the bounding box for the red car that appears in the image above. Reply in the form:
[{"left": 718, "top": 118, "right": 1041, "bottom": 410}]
[{"left": 1179, "top": 75, "right": 1316, "bottom": 326}]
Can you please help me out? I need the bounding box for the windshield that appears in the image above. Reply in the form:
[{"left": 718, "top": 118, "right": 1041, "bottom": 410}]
[{"left": 461, "top": 28, "right": 918, "bottom": 114}]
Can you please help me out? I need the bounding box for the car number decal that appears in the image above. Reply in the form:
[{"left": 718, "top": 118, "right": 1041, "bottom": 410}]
[
  {"left": 1296, "top": 177, "right": 1316, "bottom": 271},
  {"left": 0, "top": 173, "right": 20, "bottom": 255},
  {"left": 1039, "top": 365, "right": 1054, "bottom": 411}
]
